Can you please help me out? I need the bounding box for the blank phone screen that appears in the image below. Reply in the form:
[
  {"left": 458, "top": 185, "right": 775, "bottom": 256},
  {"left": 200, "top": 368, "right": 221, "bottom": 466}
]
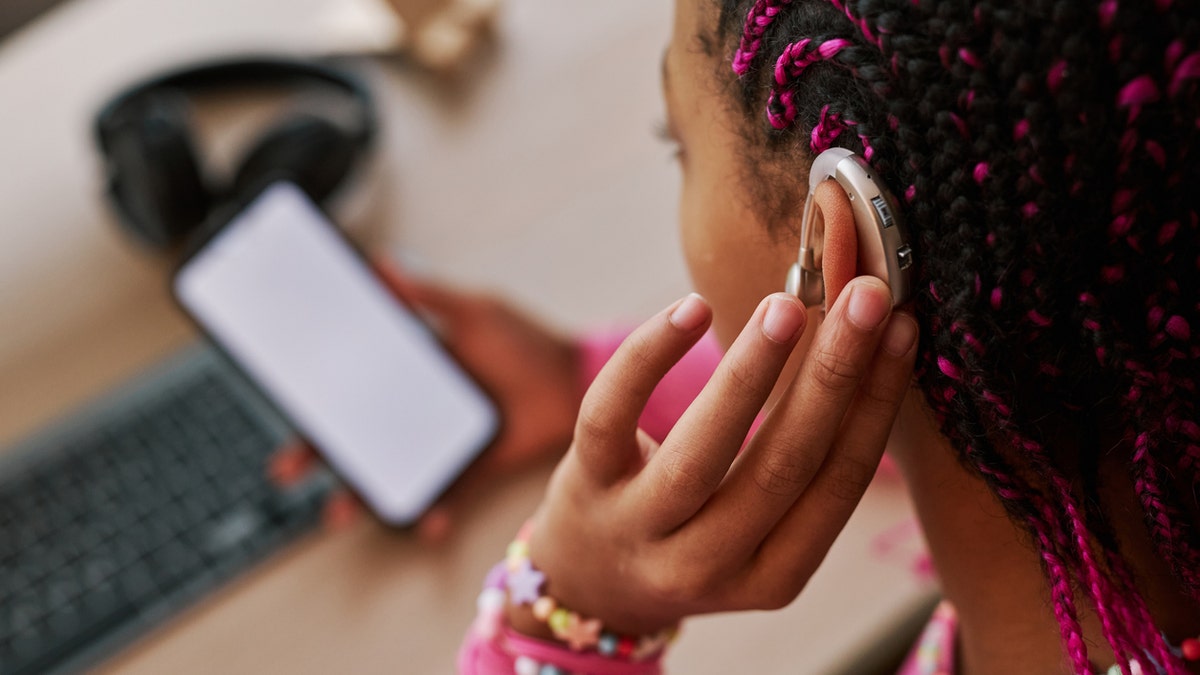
[{"left": 175, "top": 182, "right": 498, "bottom": 526}]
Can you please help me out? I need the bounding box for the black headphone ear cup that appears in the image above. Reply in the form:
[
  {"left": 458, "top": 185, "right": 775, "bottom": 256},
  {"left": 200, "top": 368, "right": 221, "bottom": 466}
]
[
  {"left": 229, "top": 113, "right": 359, "bottom": 204},
  {"left": 102, "top": 92, "right": 212, "bottom": 249}
]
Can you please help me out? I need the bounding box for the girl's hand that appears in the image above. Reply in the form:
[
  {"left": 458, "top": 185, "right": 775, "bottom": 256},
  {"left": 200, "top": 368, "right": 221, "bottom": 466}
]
[
  {"left": 511, "top": 277, "right": 919, "bottom": 637},
  {"left": 270, "top": 257, "right": 582, "bottom": 541}
]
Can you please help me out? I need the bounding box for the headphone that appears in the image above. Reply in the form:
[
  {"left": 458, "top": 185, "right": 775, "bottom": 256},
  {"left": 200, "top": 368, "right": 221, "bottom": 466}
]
[
  {"left": 95, "top": 57, "right": 377, "bottom": 250},
  {"left": 785, "top": 148, "right": 914, "bottom": 308}
]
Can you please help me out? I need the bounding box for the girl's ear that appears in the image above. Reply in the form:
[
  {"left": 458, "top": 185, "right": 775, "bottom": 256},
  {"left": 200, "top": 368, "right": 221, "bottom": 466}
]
[{"left": 812, "top": 179, "right": 858, "bottom": 310}]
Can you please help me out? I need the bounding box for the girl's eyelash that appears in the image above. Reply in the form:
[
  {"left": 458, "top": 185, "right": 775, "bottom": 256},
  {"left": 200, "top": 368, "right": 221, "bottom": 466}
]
[
  {"left": 653, "top": 119, "right": 674, "bottom": 142},
  {"left": 653, "top": 119, "right": 684, "bottom": 161}
]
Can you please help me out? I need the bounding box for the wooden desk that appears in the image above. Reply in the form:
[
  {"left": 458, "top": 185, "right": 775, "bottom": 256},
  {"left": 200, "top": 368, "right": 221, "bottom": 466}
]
[{"left": 0, "top": 1, "right": 936, "bottom": 672}]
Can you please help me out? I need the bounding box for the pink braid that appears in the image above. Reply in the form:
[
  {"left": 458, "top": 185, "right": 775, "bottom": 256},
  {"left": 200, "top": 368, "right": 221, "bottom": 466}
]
[
  {"left": 975, "top": 462, "right": 1093, "bottom": 674},
  {"left": 1048, "top": 472, "right": 1142, "bottom": 673},
  {"left": 773, "top": 38, "right": 853, "bottom": 85},
  {"left": 732, "top": 0, "right": 795, "bottom": 76},
  {"left": 1007, "top": 417, "right": 1181, "bottom": 672},
  {"left": 796, "top": 105, "right": 875, "bottom": 161},
  {"left": 808, "top": 105, "right": 847, "bottom": 148},
  {"left": 1005, "top": 421, "right": 1188, "bottom": 673},
  {"left": 1104, "top": 548, "right": 1182, "bottom": 674},
  {"left": 971, "top": 373, "right": 1178, "bottom": 672},
  {"left": 1132, "top": 435, "right": 1200, "bottom": 597},
  {"left": 766, "top": 38, "right": 855, "bottom": 130},
  {"left": 1035, "top": 504, "right": 1096, "bottom": 675}
]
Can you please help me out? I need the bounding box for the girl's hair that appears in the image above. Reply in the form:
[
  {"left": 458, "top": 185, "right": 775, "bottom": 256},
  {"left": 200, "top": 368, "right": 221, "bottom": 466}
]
[{"left": 712, "top": 1, "right": 1199, "bottom": 672}]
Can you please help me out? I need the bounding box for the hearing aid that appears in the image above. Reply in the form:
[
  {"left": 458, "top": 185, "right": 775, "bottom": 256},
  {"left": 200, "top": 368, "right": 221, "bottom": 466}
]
[{"left": 785, "top": 147, "right": 913, "bottom": 309}]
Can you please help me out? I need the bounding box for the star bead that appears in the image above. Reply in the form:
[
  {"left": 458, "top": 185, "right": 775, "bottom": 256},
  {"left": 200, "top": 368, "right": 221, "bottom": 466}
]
[
  {"left": 561, "top": 614, "right": 603, "bottom": 651},
  {"left": 506, "top": 559, "right": 546, "bottom": 605}
]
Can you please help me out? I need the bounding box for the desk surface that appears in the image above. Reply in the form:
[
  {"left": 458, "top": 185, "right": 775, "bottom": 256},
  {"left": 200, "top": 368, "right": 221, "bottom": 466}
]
[{"left": 0, "top": 1, "right": 936, "bottom": 672}]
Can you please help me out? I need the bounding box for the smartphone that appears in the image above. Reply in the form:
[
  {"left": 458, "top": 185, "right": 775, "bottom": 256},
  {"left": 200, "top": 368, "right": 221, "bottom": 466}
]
[{"left": 173, "top": 181, "right": 499, "bottom": 527}]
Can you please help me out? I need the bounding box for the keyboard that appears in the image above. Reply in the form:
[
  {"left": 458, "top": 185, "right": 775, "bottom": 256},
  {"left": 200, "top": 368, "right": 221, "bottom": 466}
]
[{"left": 0, "top": 347, "right": 332, "bottom": 674}]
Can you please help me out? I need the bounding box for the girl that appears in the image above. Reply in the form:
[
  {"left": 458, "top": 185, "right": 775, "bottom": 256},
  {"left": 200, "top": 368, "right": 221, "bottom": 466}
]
[{"left": 446, "top": 0, "right": 1200, "bottom": 672}]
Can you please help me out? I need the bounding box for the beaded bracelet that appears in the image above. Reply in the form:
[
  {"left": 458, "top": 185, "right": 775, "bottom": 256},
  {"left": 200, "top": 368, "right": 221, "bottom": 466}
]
[{"left": 499, "top": 520, "right": 677, "bottom": 661}]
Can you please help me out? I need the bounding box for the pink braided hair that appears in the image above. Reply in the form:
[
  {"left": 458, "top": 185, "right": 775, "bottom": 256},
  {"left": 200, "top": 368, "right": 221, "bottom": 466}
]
[
  {"left": 732, "top": 0, "right": 795, "bottom": 76},
  {"left": 765, "top": 38, "right": 854, "bottom": 129}
]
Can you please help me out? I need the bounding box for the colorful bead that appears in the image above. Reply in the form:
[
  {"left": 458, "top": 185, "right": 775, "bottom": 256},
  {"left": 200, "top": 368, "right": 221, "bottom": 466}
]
[
  {"left": 514, "top": 656, "right": 539, "bottom": 675},
  {"left": 547, "top": 608, "right": 571, "bottom": 634},
  {"left": 476, "top": 587, "right": 505, "bottom": 613},
  {"left": 561, "top": 615, "right": 603, "bottom": 651},
  {"left": 506, "top": 540, "right": 531, "bottom": 570},
  {"left": 506, "top": 559, "right": 546, "bottom": 605},
  {"left": 532, "top": 596, "right": 557, "bottom": 621},
  {"left": 597, "top": 632, "right": 619, "bottom": 657},
  {"left": 1182, "top": 638, "right": 1200, "bottom": 661},
  {"left": 483, "top": 563, "right": 507, "bottom": 590},
  {"left": 500, "top": 520, "right": 678, "bottom": 662},
  {"left": 538, "top": 665, "right": 566, "bottom": 675},
  {"left": 616, "top": 636, "right": 636, "bottom": 659}
]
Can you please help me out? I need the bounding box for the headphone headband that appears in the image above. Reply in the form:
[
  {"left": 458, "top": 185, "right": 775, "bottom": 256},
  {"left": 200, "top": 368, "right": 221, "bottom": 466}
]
[
  {"left": 95, "top": 56, "right": 376, "bottom": 151},
  {"left": 95, "top": 56, "right": 378, "bottom": 251}
]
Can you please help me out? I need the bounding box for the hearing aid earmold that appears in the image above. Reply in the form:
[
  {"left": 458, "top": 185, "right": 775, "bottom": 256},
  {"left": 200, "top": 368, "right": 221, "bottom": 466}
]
[{"left": 785, "top": 148, "right": 913, "bottom": 309}]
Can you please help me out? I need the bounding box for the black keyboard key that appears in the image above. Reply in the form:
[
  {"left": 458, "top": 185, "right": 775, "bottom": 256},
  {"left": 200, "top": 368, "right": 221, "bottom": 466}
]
[
  {"left": 8, "top": 597, "right": 137, "bottom": 675},
  {"left": 0, "top": 348, "right": 323, "bottom": 674}
]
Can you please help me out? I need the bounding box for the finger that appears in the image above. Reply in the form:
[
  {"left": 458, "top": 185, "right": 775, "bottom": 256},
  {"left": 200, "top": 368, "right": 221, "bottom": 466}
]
[
  {"left": 630, "top": 293, "right": 808, "bottom": 533},
  {"left": 738, "top": 311, "right": 918, "bottom": 607},
  {"left": 373, "top": 255, "right": 472, "bottom": 324},
  {"left": 267, "top": 440, "right": 321, "bottom": 487},
  {"left": 686, "top": 277, "right": 894, "bottom": 554},
  {"left": 576, "top": 294, "right": 712, "bottom": 484}
]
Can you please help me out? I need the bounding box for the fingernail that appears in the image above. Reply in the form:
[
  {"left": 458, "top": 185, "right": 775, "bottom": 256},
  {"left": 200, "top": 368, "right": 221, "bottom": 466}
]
[
  {"left": 670, "top": 293, "right": 709, "bottom": 331},
  {"left": 882, "top": 314, "right": 919, "bottom": 356},
  {"left": 846, "top": 280, "right": 891, "bottom": 330},
  {"left": 762, "top": 294, "right": 805, "bottom": 343}
]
